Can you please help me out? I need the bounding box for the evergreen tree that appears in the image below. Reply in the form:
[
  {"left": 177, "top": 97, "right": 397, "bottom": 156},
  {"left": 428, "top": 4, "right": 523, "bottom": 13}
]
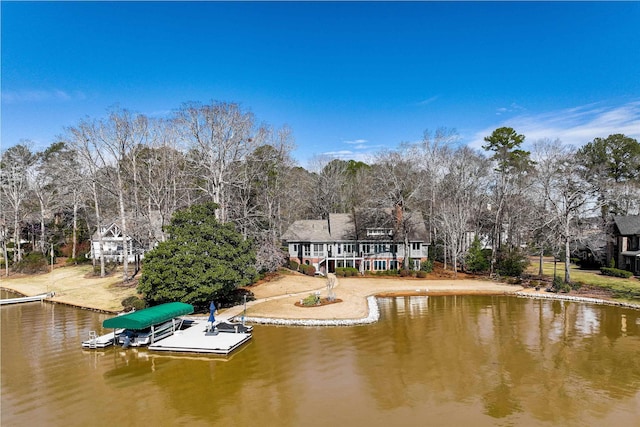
[
  {"left": 465, "top": 235, "right": 489, "bottom": 273},
  {"left": 138, "top": 202, "right": 256, "bottom": 308}
]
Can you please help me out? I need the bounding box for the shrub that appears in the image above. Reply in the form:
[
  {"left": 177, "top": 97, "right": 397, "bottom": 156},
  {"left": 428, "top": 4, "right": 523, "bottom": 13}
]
[
  {"left": 301, "top": 293, "right": 320, "bottom": 306},
  {"left": 550, "top": 276, "right": 571, "bottom": 293},
  {"left": 497, "top": 249, "right": 529, "bottom": 277},
  {"left": 300, "top": 264, "right": 316, "bottom": 276},
  {"left": 289, "top": 260, "right": 299, "bottom": 271},
  {"left": 419, "top": 259, "right": 433, "bottom": 273},
  {"left": 399, "top": 269, "right": 413, "bottom": 277},
  {"left": 121, "top": 296, "right": 147, "bottom": 311},
  {"left": 336, "top": 267, "right": 359, "bottom": 277},
  {"left": 416, "top": 271, "right": 427, "bottom": 278},
  {"left": 600, "top": 267, "right": 633, "bottom": 279},
  {"left": 14, "top": 252, "right": 49, "bottom": 274}
]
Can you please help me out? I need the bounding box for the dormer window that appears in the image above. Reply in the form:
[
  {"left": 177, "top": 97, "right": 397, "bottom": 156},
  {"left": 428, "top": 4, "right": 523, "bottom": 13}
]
[{"left": 366, "top": 228, "right": 392, "bottom": 237}]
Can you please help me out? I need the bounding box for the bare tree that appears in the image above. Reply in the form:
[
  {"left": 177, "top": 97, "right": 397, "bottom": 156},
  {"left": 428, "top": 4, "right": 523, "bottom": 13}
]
[
  {"left": 0, "top": 143, "right": 35, "bottom": 266},
  {"left": 532, "top": 139, "right": 597, "bottom": 283},
  {"left": 175, "top": 101, "right": 265, "bottom": 222}
]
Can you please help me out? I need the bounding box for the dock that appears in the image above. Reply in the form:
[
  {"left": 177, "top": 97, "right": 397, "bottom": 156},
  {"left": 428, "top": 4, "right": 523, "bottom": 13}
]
[
  {"left": 148, "top": 319, "right": 252, "bottom": 354},
  {"left": 0, "top": 292, "right": 55, "bottom": 306}
]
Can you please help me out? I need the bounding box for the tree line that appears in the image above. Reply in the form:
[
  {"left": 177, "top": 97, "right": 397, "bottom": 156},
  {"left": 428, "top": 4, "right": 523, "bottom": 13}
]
[{"left": 1, "top": 100, "right": 639, "bottom": 286}]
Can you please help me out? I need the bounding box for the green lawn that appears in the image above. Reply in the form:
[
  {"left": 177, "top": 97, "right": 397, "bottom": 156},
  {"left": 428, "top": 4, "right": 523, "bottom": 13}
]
[{"left": 526, "top": 261, "right": 640, "bottom": 302}]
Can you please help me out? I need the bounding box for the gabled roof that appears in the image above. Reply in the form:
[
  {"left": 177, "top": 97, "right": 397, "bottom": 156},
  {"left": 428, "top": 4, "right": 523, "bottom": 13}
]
[
  {"left": 613, "top": 215, "right": 640, "bottom": 236},
  {"left": 281, "top": 219, "right": 331, "bottom": 241},
  {"left": 282, "top": 210, "right": 428, "bottom": 243}
]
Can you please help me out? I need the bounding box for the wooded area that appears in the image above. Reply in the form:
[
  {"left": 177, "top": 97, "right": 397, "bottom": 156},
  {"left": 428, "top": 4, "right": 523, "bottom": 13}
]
[{"left": 2, "top": 101, "right": 639, "bottom": 285}]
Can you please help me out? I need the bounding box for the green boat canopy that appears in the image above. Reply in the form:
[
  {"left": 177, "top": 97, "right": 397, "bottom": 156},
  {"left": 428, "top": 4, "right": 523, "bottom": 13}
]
[{"left": 103, "top": 302, "right": 194, "bottom": 330}]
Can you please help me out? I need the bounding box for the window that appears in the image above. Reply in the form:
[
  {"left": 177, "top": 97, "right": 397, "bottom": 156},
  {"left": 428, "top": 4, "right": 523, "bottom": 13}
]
[
  {"left": 367, "top": 228, "right": 392, "bottom": 237},
  {"left": 374, "top": 244, "right": 388, "bottom": 253},
  {"left": 313, "top": 244, "right": 324, "bottom": 255},
  {"left": 343, "top": 244, "right": 354, "bottom": 253},
  {"left": 374, "top": 260, "right": 387, "bottom": 270},
  {"left": 303, "top": 244, "right": 311, "bottom": 257},
  {"left": 362, "top": 244, "right": 370, "bottom": 254},
  {"left": 389, "top": 260, "right": 398, "bottom": 270},
  {"left": 412, "top": 242, "right": 421, "bottom": 251},
  {"left": 293, "top": 244, "right": 299, "bottom": 252}
]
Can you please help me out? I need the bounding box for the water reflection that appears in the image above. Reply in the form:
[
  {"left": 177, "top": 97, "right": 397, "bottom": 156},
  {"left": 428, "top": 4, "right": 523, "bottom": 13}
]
[{"left": 2, "top": 291, "right": 640, "bottom": 426}]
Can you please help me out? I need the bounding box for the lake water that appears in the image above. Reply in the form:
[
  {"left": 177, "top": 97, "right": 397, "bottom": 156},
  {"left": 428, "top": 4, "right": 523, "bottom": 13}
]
[{"left": 2, "top": 290, "right": 640, "bottom": 426}]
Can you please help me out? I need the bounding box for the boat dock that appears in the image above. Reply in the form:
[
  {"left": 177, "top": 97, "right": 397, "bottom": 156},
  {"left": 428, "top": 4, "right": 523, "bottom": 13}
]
[
  {"left": 0, "top": 292, "right": 55, "bottom": 305},
  {"left": 148, "top": 319, "right": 252, "bottom": 355}
]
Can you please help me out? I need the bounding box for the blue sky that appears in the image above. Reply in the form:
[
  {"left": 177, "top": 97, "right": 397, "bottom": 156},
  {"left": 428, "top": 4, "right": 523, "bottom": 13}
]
[{"left": 2, "top": 1, "right": 639, "bottom": 167}]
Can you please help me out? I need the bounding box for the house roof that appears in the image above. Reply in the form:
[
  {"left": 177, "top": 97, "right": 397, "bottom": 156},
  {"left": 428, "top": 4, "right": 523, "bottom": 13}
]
[
  {"left": 613, "top": 215, "right": 640, "bottom": 236},
  {"left": 282, "top": 210, "right": 429, "bottom": 243},
  {"left": 281, "top": 219, "right": 331, "bottom": 241}
]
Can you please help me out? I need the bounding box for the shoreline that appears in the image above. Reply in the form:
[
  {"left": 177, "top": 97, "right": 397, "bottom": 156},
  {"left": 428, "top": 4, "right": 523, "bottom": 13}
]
[{"left": 3, "top": 267, "right": 640, "bottom": 323}]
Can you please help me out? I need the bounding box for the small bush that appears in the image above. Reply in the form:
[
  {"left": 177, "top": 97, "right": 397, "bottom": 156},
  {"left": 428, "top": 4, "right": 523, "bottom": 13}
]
[
  {"left": 420, "top": 259, "right": 433, "bottom": 273},
  {"left": 300, "top": 264, "right": 316, "bottom": 276},
  {"left": 289, "top": 260, "right": 299, "bottom": 271},
  {"left": 550, "top": 276, "right": 571, "bottom": 293},
  {"left": 336, "top": 267, "right": 359, "bottom": 277},
  {"left": 416, "top": 271, "right": 427, "bottom": 278},
  {"left": 122, "top": 296, "right": 147, "bottom": 311},
  {"left": 399, "top": 269, "right": 413, "bottom": 277},
  {"left": 497, "top": 250, "right": 529, "bottom": 277},
  {"left": 600, "top": 267, "right": 633, "bottom": 278},
  {"left": 14, "top": 252, "right": 49, "bottom": 274},
  {"left": 301, "top": 293, "right": 320, "bottom": 306}
]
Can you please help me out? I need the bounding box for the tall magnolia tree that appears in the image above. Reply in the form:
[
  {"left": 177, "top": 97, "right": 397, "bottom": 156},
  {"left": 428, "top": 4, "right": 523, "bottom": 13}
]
[{"left": 138, "top": 202, "right": 256, "bottom": 308}]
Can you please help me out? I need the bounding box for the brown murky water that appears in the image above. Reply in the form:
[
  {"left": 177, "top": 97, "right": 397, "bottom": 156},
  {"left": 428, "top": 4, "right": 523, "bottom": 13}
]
[{"left": 2, "top": 291, "right": 640, "bottom": 426}]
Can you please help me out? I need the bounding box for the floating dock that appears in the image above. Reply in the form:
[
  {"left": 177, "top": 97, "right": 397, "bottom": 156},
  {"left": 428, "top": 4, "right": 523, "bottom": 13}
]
[
  {"left": 148, "top": 319, "right": 252, "bottom": 355},
  {"left": 0, "top": 292, "right": 54, "bottom": 306}
]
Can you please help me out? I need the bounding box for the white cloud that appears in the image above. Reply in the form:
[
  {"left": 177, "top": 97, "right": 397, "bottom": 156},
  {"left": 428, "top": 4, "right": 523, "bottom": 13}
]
[
  {"left": 343, "top": 138, "right": 368, "bottom": 145},
  {"left": 496, "top": 102, "right": 526, "bottom": 116},
  {"left": 417, "top": 96, "right": 439, "bottom": 106},
  {"left": 470, "top": 100, "right": 640, "bottom": 150},
  {"left": 2, "top": 89, "right": 85, "bottom": 104}
]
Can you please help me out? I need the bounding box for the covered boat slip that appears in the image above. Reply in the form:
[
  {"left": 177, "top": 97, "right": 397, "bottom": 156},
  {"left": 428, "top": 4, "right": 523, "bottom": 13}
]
[
  {"left": 102, "top": 302, "right": 194, "bottom": 330},
  {"left": 92, "top": 302, "right": 195, "bottom": 348},
  {"left": 84, "top": 302, "right": 252, "bottom": 354}
]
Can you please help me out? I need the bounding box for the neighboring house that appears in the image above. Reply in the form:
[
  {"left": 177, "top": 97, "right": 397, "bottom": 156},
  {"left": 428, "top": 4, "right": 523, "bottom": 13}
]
[
  {"left": 282, "top": 207, "right": 429, "bottom": 274},
  {"left": 611, "top": 215, "right": 640, "bottom": 275},
  {"left": 90, "top": 222, "right": 144, "bottom": 263}
]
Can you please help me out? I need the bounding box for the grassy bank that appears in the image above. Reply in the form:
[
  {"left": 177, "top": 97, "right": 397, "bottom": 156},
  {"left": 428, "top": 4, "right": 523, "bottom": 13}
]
[
  {"left": 0, "top": 264, "right": 138, "bottom": 312},
  {"left": 526, "top": 260, "right": 640, "bottom": 302}
]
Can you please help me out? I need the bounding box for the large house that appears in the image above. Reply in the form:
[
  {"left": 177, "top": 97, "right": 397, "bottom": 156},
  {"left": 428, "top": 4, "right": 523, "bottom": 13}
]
[
  {"left": 611, "top": 215, "right": 640, "bottom": 275},
  {"left": 90, "top": 222, "right": 143, "bottom": 264},
  {"left": 282, "top": 207, "right": 430, "bottom": 275}
]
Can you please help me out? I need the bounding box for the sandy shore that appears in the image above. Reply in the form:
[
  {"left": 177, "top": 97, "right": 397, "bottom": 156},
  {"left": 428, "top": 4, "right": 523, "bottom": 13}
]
[
  {"left": 242, "top": 273, "right": 523, "bottom": 320},
  {"left": 1, "top": 265, "right": 523, "bottom": 318}
]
